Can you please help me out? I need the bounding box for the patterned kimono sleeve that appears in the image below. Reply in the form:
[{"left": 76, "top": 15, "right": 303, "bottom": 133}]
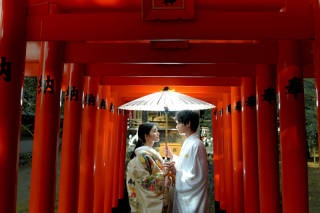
[
  {"left": 126, "top": 166, "right": 138, "bottom": 212},
  {"left": 134, "top": 153, "right": 165, "bottom": 193}
]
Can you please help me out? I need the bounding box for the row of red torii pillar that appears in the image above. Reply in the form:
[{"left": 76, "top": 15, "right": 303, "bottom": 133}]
[
  {"left": 5, "top": 48, "right": 130, "bottom": 213},
  {"left": 212, "top": 55, "right": 309, "bottom": 213},
  {"left": 0, "top": 40, "right": 315, "bottom": 213},
  {"left": 1, "top": 1, "right": 320, "bottom": 213}
]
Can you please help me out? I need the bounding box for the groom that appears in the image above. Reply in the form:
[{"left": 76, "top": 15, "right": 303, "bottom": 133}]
[{"left": 164, "top": 110, "right": 209, "bottom": 213}]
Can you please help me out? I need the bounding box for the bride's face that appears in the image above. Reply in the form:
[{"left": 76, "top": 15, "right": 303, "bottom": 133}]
[{"left": 147, "top": 126, "right": 160, "bottom": 142}]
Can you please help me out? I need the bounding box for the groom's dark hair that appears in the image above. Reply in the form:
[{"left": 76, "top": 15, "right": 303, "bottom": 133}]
[{"left": 175, "top": 110, "right": 199, "bottom": 131}]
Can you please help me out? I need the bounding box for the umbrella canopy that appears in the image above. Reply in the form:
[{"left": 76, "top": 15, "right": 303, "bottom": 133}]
[
  {"left": 118, "top": 87, "right": 216, "bottom": 111},
  {"left": 119, "top": 87, "right": 216, "bottom": 159}
]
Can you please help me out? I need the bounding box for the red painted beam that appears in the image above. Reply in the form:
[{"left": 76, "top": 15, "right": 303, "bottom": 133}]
[
  {"left": 120, "top": 93, "right": 225, "bottom": 106},
  {"left": 101, "top": 77, "right": 241, "bottom": 86},
  {"left": 123, "top": 96, "right": 221, "bottom": 103},
  {"left": 303, "top": 65, "right": 314, "bottom": 78},
  {"left": 25, "top": 63, "right": 315, "bottom": 78},
  {"left": 65, "top": 43, "right": 277, "bottom": 64},
  {"left": 25, "top": 63, "right": 39, "bottom": 76},
  {"left": 26, "top": 12, "right": 313, "bottom": 41},
  {"left": 26, "top": 41, "right": 41, "bottom": 62},
  {"left": 302, "top": 40, "right": 313, "bottom": 65},
  {"left": 111, "top": 85, "right": 231, "bottom": 93},
  {"left": 86, "top": 64, "right": 257, "bottom": 77},
  {"left": 25, "top": 62, "right": 68, "bottom": 77},
  {"left": 24, "top": 40, "right": 313, "bottom": 66},
  {"left": 124, "top": 95, "right": 222, "bottom": 102},
  {"left": 118, "top": 92, "right": 230, "bottom": 98},
  {"left": 29, "top": 0, "right": 285, "bottom": 13}
]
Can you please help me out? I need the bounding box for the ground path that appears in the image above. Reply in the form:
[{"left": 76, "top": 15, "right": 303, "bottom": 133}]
[{"left": 16, "top": 151, "right": 319, "bottom": 212}]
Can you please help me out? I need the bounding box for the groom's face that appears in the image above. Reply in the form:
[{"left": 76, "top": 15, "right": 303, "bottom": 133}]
[{"left": 176, "top": 121, "right": 189, "bottom": 135}]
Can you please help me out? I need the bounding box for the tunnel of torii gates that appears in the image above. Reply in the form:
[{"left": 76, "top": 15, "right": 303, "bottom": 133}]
[{"left": 2, "top": 0, "right": 320, "bottom": 213}]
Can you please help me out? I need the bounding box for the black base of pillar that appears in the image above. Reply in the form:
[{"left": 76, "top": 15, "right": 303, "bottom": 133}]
[
  {"left": 112, "top": 188, "right": 131, "bottom": 212},
  {"left": 214, "top": 201, "right": 227, "bottom": 213},
  {"left": 215, "top": 201, "right": 221, "bottom": 213},
  {"left": 112, "top": 200, "right": 130, "bottom": 213},
  {"left": 118, "top": 198, "right": 130, "bottom": 211},
  {"left": 111, "top": 207, "right": 119, "bottom": 213}
]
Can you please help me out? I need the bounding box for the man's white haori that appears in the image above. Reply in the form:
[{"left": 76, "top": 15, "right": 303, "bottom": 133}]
[{"left": 172, "top": 133, "right": 209, "bottom": 213}]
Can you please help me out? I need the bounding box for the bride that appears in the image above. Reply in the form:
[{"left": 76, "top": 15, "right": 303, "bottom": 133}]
[{"left": 126, "top": 123, "right": 171, "bottom": 213}]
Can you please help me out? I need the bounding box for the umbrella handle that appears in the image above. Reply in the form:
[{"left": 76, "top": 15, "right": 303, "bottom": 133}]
[{"left": 165, "top": 112, "right": 168, "bottom": 158}]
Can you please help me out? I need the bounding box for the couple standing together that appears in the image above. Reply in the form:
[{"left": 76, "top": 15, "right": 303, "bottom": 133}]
[{"left": 126, "top": 110, "right": 209, "bottom": 213}]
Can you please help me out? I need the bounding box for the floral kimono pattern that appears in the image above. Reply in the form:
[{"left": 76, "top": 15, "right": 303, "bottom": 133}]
[{"left": 127, "top": 146, "right": 170, "bottom": 213}]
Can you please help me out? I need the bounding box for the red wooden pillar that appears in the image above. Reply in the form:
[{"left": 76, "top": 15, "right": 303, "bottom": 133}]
[
  {"left": 241, "top": 77, "right": 259, "bottom": 213},
  {"left": 104, "top": 92, "right": 117, "bottom": 213},
  {"left": 118, "top": 109, "right": 128, "bottom": 199},
  {"left": 112, "top": 97, "right": 123, "bottom": 207},
  {"left": 217, "top": 100, "right": 226, "bottom": 210},
  {"left": 29, "top": 41, "right": 64, "bottom": 213},
  {"left": 211, "top": 102, "right": 220, "bottom": 205},
  {"left": 58, "top": 64, "right": 85, "bottom": 213},
  {"left": 256, "top": 65, "right": 280, "bottom": 213},
  {"left": 223, "top": 93, "right": 234, "bottom": 213},
  {"left": 93, "top": 85, "right": 111, "bottom": 213},
  {"left": 0, "top": 1, "right": 28, "bottom": 212},
  {"left": 78, "top": 77, "right": 100, "bottom": 213},
  {"left": 278, "top": 40, "right": 308, "bottom": 213},
  {"left": 312, "top": 0, "right": 320, "bottom": 175},
  {"left": 231, "top": 87, "right": 244, "bottom": 213}
]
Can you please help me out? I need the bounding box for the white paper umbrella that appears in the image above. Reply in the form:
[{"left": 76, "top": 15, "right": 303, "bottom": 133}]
[
  {"left": 118, "top": 87, "right": 216, "bottom": 155},
  {"left": 118, "top": 88, "right": 215, "bottom": 111}
]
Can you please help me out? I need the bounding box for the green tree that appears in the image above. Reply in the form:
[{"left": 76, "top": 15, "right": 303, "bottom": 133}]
[
  {"left": 21, "top": 77, "right": 65, "bottom": 138},
  {"left": 22, "top": 77, "right": 37, "bottom": 114},
  {"left": 304, "top": 79, "right": 318, "bottom": 158},
  {"left": 200, "top": 109, "right": 213, "bottom": 137},
  {"left": 21, "top": 77, "right": 38, "bottom": 137}
]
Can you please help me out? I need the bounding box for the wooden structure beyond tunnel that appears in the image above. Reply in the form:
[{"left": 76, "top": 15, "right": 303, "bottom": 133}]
[{"left": 0, "top": 0, "right": 320, "bottom": 213}]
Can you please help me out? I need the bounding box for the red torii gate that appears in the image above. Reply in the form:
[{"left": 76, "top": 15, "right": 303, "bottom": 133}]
[{"left": 0, "top": 0, "right": 319, "bottom": 213}]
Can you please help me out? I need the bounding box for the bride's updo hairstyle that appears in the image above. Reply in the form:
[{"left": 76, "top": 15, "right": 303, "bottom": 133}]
[{"left": 130, "top": 122, "right": 155, "bottom": 159}]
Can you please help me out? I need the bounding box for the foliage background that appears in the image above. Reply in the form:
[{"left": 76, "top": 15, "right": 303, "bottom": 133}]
[
  {"left": 304, "top": 79, "right": 318, "bottom": 155},
  {"left": 200, "top": 109, "right": 213, "bottom": 132},
  {"left": 21, "top": 77, "right": 65, "bottom": 138}
]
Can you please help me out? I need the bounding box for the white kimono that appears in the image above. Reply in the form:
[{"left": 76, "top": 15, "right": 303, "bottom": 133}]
[{"left": 172, "top": 133, "right": 209, "bottom": 213}]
